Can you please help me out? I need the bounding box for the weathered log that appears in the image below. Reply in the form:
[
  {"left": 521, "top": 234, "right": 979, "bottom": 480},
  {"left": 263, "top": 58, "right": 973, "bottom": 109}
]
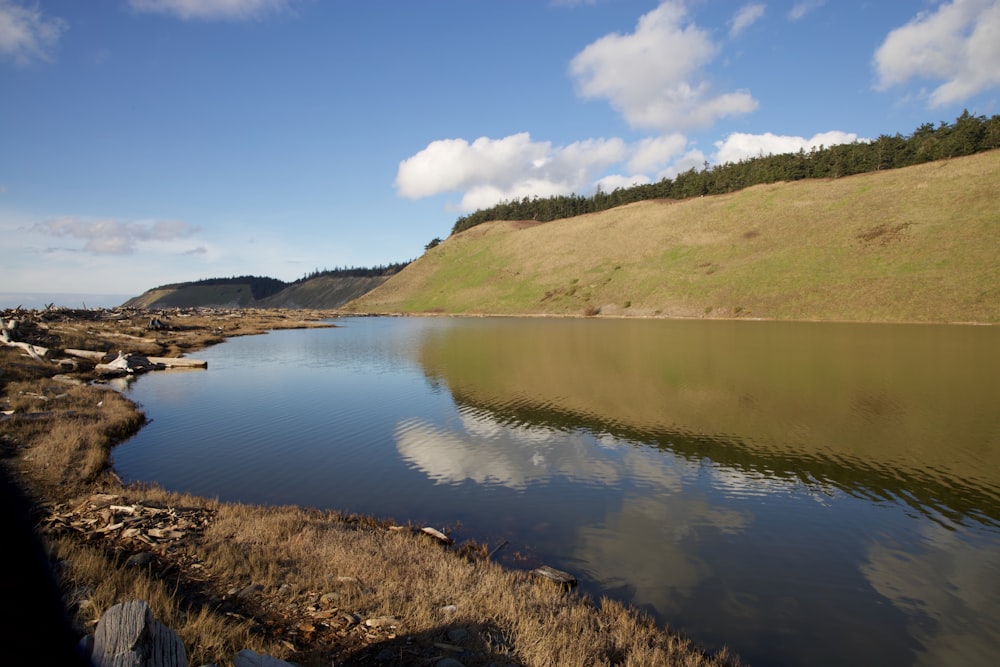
[
  {"left": 531, "top": 565, "right": 577, "bottom": 587},
  {"left": 90, "top": 600, "right": 187, "bottom": 667},
  {"left": 95, "top": 351, "right": 163, "bottom": 375},
  {"left": 3, "top": 339, "right": 51, "bottom": 359},
  {"left": 65, "top": 348, "right": 112, "bottom": 362},
  {"left": 146, "top": 356, "right": 207, "bottom": 369},
  {"left": 420, "top": 526, "right": 453, "bottom": 544}
]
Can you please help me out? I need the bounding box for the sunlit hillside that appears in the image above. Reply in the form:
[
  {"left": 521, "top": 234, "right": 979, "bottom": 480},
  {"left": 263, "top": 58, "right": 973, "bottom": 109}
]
[{"left": 348, "top": 150, "right": 1000, "bottom": 323}]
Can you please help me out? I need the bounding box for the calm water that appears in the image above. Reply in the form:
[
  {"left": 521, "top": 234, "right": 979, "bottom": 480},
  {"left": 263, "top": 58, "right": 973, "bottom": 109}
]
[{"left": 114, "top": 317, "right": 1000, "bottom": 666}]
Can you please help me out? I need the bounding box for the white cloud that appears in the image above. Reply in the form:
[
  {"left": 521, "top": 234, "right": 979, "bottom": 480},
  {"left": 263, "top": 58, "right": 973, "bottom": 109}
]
[
  {"left": 788, "top": 0, "right": 826, "bottom": 21},
  {"left": 595, "top": 173, "right": 652, "bottom": 193},
  {"left": 395, "top": 133, "right": 626, "bottom": 212},
  {"left": 713, "top": 130, "right": 862, "bottom": 165},
  {"left": 663, "top": 148, "right": 708, "bottom": 178},
  {"left": 0, "top": 0, "right": 66, "bottom": 65},
  {"left": 627, "top": 133, "right": 688, "bottom": 173},
  {"left": 30, "top": 217, "right": 199, "bottom": 255},
  {"left": 874, "top": 0, "right": 1000, "bottom": 107},
  {"left": 127, "top": 0, "right": 291, "bottom": 21},
  {"left": 569, "top": 1, "right": 757, "bottom": 131},
  {"left": 730, "top": 3, "right": 766, "bottom": 37}
]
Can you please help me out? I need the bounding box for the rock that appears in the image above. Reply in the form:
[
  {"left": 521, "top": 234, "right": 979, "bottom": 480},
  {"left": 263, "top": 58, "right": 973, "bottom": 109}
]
[
  {"left": 125, "top": 551, "right": 156, "bottom": 568},
  {"left": 364, "top": 615, "right": 400, "bottom": 629},
  {"left": 232, "top": 649, "right": 298, "bottom": 667},
  {"left": 236, "top": 583, "right": 263, "bottom": 600},
  {"left": 435, "top": 658, "right": 466, "bottom": 667},
  {"left": 446, "top": 628, "right": 469, "bottom": 643},
  {"left": 374, "top": 648, "right": 397, "bottom": 663}
]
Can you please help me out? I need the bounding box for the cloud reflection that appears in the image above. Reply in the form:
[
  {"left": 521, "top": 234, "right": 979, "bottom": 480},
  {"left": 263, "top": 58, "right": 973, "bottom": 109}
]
[
  {"left": 395, "top": 404, "right": 753, "bottom": 620},
  {"left": 862, "top": 522, "right": 1000, "bottom": 665},
  {"left": 395, "top": 406, "right": 633, "bottom": 490}
]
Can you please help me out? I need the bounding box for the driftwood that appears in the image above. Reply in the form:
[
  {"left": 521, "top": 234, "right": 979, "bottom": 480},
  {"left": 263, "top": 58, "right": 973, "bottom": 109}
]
[
  {"left": 65, "top": 348, "right": 111, "bottom": 362},
  {"left": 5, "top": 318, "right": 208, "bottom": 373},
  {"left": 1, "top": 319, "right": 51, "bottom": 359},
  {"left": 531, "top": 565, "right": 577, "bottom": 587},
  {"left": 147, "top": 356, "right": 207, "bottom": 369},
  {"left": 420, "top": 526, "right": 454, "bottom": 545},
  {"left": 89, "top": 600, "right": 187, "bottom": 667},
  {"left": 84, "top": 600, "right": 296, "bottom": 667}
]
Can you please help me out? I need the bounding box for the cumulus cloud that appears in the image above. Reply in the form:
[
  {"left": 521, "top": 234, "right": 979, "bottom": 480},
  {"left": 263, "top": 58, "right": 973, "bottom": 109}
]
[
  {"left": 627, "top": 133, "right": 688, "bottom": 173},
  {"left": 395, "top": 132, "right": 626, "bottom": 212},
  {"left": 594, "top": 173, "right": 652, "bottom": 193},
  {"left": 713, "top": 130, "right": 863, "bottom": 165},
  {"left": 730, "top": 3, "right": 766, "bottom": 37},
  {"left": 569, "top": 0, "right": 758, "bottom": 130},
  {"left": 30, "top": 217, "right": 199, "bottom": 255},
  {"left": 127, "top": 0, "right": 292, "bottom": 21},
  {"left": 0, "top": 0, "right": 66, "bottom": 65},
  {"left": 874, "top": 0, "right": 1000, "bottom": 107}
]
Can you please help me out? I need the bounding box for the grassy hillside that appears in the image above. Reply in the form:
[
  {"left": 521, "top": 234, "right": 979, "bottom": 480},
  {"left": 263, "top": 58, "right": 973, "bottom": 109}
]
[
  {"left": 125, "top": 275, "right": 389, "bottom": 310},
  {"left": 257, "top": 275, "right": 389, "bottom": 309},
  {"left": 348, "top": 150, "right": 1000, "bottom": 323},
  {"left": 125, "top": 284, "right": 258, "bottom": 309}
]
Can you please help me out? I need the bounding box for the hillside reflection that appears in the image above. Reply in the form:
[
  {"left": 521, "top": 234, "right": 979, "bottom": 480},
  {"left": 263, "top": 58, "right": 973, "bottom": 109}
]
[{"left": 408, "top": 318, "right": 1000, "bottom": 528}]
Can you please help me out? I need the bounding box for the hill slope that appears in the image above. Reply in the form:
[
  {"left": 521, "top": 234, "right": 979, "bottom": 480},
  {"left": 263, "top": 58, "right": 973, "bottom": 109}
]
[
  {"left": 125, "top": 275, "right": 389, "bottom": 310},
  {"left": 347, "top": 150, "right": 1000, "bottom": 323}
]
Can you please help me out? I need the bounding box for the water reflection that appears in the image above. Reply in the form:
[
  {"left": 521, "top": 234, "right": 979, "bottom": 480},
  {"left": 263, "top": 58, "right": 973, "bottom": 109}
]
[
  {"left": 405, "top": 317, "right": 1000, "bottom": 665},
  {"left": 863, "top": 523, "right": 1000, "bottom": 666},
  {"left": 396, "top": 406, "right": 632, "bottom": 489},
  {"left": 414, "top": 318, "right": 1000, "bottom": 529},
  {"left": 115, "top": 317, "right": 1000, "bottom": 667}
]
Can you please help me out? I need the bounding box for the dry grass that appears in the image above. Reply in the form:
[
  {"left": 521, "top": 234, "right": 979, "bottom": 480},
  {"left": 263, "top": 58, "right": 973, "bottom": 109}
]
[
  {"left": 2, "top": 308, "right": 741, "bottom": 667},
  {"left": 3, "top": 380, "right": 144, "bottom": 492}
]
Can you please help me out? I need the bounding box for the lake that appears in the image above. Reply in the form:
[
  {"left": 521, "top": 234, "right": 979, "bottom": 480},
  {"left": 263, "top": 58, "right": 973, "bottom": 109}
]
[{"left": 113, "top": 316, "right": 1000, "bottom": 666}]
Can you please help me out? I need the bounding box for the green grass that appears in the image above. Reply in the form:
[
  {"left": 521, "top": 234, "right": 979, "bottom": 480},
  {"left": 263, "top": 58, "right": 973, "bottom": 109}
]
[{"left": 349, "top": 150, "right": 1000, "bottom": 323}]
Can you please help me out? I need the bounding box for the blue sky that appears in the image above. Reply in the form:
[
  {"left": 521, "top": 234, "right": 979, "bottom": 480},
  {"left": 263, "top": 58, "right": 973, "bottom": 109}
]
[{"left": 2, "top": 0, "right": 998, "bottom": 305}]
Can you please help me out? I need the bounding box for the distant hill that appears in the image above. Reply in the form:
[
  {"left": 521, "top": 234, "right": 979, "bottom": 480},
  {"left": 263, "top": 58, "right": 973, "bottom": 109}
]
[
  {"left": 346, "top": 150, "right": 1000, "bottom": 324},
  {"left": 124, "top": 267, "right": 406, "bottom": 310}
]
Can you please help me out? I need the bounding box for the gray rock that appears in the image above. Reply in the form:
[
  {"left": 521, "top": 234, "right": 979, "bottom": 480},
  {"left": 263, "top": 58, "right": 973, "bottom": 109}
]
[
  {"left": 446, "top": 628, "right": 469, "bottom": 644},
  {"left": 233, "top": 649, "right": 298, "bottom": 667},
  {"left": 374, "top": 648, "right": 397, "bottom": 663},
  {"left": 236, "top": 583, "right": 263, "bottom": 600},
  {"left": 125, "top": 551, "right": 156, "bottom": 568}
]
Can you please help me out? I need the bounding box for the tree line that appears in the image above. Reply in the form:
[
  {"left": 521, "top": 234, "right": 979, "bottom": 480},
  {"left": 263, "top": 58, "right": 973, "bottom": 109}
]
[
  {"left": 451, "top": 111, "right": 1000, "bottom": 235},
  {"left": 292, "top": 262, "right": 410, "bottom": 283},
  {"left": 152, "top": 262, "right": 411, "bottom": 299}
]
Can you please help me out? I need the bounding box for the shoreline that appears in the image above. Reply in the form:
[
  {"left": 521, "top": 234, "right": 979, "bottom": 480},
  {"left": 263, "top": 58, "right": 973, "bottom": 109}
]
[{"left": 2, "top": 306, "right": 742, "bottom": 667}]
